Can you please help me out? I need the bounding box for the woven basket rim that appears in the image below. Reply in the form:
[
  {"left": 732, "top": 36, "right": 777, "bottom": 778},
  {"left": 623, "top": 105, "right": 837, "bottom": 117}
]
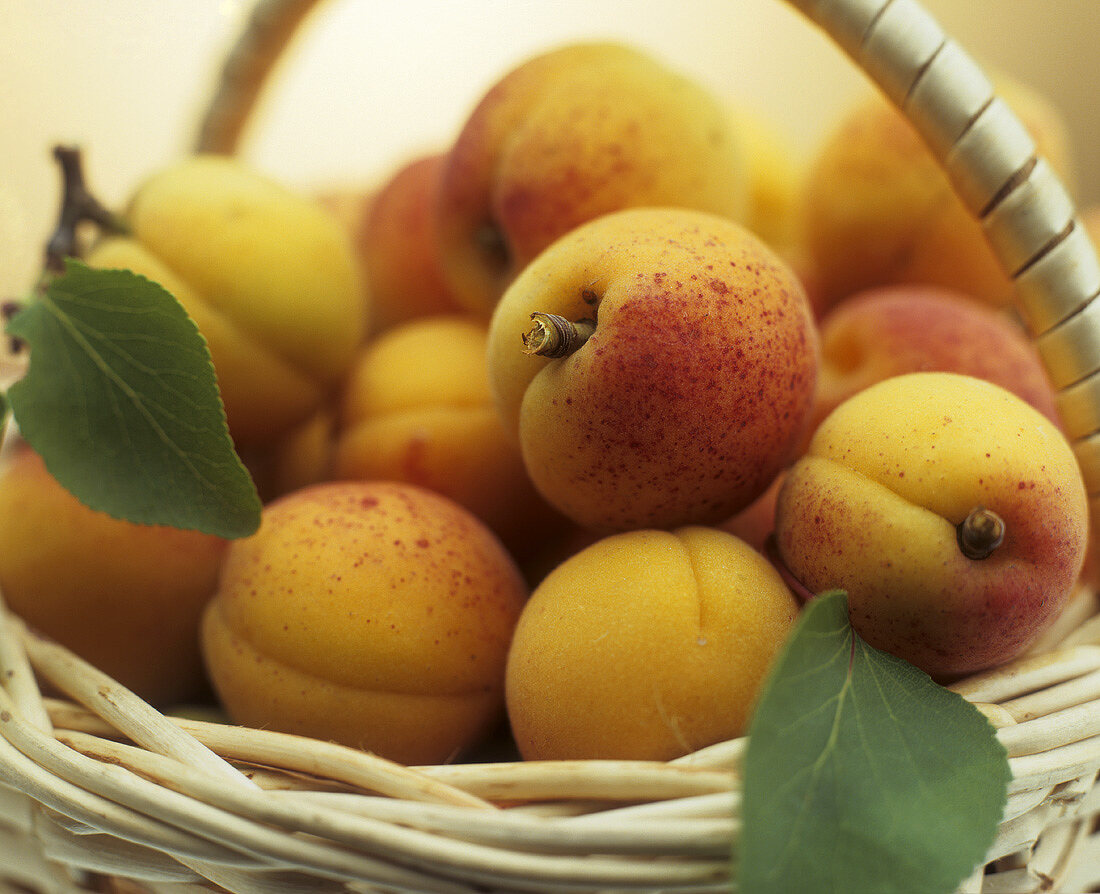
[{"left": 3, "top": 588, "right": 1100, "bottom": 892}]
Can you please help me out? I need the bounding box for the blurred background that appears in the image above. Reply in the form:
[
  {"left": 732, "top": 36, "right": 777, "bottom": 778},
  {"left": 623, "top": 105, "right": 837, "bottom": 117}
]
[{"left": 3, "top": 0, "right": 1098, "bottom": 295}]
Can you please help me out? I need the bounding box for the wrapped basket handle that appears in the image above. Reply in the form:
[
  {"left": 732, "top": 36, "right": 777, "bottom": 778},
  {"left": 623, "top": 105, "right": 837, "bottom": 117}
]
[{"left": 196, "top": 0, "right": 1100, "bottom": 514}]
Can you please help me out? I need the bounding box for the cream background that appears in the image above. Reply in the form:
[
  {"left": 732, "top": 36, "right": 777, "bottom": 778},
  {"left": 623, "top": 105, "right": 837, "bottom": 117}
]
[{"left": 2, "top": 0, "right": 1098, "bottom": 295}]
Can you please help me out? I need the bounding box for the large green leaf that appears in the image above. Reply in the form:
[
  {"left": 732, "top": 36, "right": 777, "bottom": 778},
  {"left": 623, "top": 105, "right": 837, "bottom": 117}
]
[
  {"left": 5, "top": 260, "right": 260, "bottom": 538},
  {"left": 739, "top": 591, "right": 1009, "bottom": 894}
]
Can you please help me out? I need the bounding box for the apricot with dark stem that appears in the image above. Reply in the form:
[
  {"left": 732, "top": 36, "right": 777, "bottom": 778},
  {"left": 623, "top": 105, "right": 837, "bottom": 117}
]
[{"left": 775, "top": 372, "right": 1087, "bottom": 679}]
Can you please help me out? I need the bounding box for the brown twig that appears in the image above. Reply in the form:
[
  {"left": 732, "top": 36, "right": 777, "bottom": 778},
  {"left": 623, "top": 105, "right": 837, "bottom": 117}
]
[{"left": 45, "top": 146, "right": 126, "bottom": 273}]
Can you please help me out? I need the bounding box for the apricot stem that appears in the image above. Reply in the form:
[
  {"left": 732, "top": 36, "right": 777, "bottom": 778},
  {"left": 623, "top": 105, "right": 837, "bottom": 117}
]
[
  {"left": 957, "top": 507, "right": 1005, "bottom": 560},
  {"left": 475, "top": 222, "right": 511, "bottom": 272},
  {"left": 522, "top": 313, "right": 596, "bottom": 358}
]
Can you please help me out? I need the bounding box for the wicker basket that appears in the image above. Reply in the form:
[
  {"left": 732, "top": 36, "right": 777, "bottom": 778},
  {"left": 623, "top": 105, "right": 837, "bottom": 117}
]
[{"left": 4, "top": 0, "right": 1100, "bottom": 891}]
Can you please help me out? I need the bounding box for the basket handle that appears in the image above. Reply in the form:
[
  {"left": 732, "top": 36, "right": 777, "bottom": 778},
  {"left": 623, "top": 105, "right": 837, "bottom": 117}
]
[
  {"left": 196, "top": 0, "right": 1100, "bottom": 515},
  {"left": 789, "top": 0, "right": 1100, "bottom": 514}
]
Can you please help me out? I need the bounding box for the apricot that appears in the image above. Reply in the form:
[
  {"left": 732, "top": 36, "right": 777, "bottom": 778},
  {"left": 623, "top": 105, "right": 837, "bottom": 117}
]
[
  {"left": 775, "top": 372, "right": 1088, "bottom": 679},
  {"left": 487, "top": 206, "right": 818, "bottom": 532},
  {"left": 800, "top": 77, "right": 1074, "bottom": 313},
  {"left": 201, "top": 480, "right": 527, "bottom": 764},
  {"left": 505, "top": 527, "right": 799, "bottom": 761},
  {"left": 0, "top": 445, "right": 227, "bottom": 705},
  {"left": 333, "top": 315, "right": 566, "bottom": 562},
  {"left": 810, "top": 284, "right": 1060, "bottom": 443},
  {"left": 358, "top": 153, "right": 464, "bottom": 333},
  {"left": 727, "top": 101, "right": 803, "bottom": 254},
  {"left": 86, "top": 155, "right": 368, "bottom": 449},
  {"left": 437, "top": 41, "right": 751, "bottom": 315}
]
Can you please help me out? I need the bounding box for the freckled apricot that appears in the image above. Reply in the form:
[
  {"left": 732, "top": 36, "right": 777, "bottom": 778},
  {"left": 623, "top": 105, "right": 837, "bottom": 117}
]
[
  {"left": 437, "top": 42, "right": 752, "bottom": 316},
  {"left": 333, "top": 315, "right": 568, "bottom": 564},
  {"left": 201, "top": 480, "right": 527, "bottom": 763},
  {"left": 486, "top": 207, "right": 818, "bottom": 532}
]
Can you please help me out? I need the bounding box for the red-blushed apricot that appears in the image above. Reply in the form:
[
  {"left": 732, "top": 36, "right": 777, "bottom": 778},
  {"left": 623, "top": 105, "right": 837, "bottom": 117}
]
[
  {"left": 201, "top": 480, "right": 527, "bottom": 764},
  {"left": 437, "top": 42, "right": 751, "bottom": 316},
  {"left": 358, "top": 154, "right": 465, "bottom": 333},
  {"left": 505, "top": 527, "right": 799, "bottom": 761},
  {"left": 809, "top": 284, "right": 1061, "bottom": 444},
  {"left": 775, "top": 372, "right": 1088, "bottom": 679},
  {"left": 487, "top": 206, "right": 819, "bottom": 532},
  {"left": 0, "top": 445, "right": 227, "bottom": 705}
]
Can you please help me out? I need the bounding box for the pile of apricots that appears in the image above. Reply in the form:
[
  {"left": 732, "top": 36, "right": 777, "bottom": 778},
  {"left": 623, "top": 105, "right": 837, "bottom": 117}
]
[{"left": 1, "top": 40, "right": 1096, "bottom": 766}]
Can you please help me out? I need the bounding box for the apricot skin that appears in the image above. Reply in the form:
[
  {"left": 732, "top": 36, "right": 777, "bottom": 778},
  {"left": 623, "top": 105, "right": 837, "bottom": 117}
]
[
  {"left": 200, "top": 481, "right": 527, "bottom": 764},
  {"left": 358, "top": 154, "right": 463, "bottom": 333},
  {"left": 505, "top": 526, "right": 798, "bottom": 761},
  {"left": 775, "top": 372, "right": 1088, "bottom": 679},
  {"left": 0, "top": 446, "right": 227, "bottom": 705}
]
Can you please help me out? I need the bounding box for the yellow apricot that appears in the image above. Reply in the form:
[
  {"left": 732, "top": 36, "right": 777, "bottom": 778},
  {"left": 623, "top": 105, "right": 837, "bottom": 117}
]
[
  {"left": 775, "top": 372, "right": 1088, "bottom": 678},
  {"left": 333, "top": 315, "right": 566, "bottom": 562},
  {"left": 727, "top": 100, "right": 803, "bottom": 253},
  {"left": 505, "top": 527, "right": 799, "bottom": 761},
  {"left": 87, "top": 155, "right": 367, "bottom": 448}
]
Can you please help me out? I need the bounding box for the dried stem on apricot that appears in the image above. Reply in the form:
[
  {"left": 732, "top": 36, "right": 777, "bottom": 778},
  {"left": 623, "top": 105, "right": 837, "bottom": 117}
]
[
  {"left": 522, "top": 313, "right": 596, "bottom": 358},
  {"left": 957, "top": 507, "right": 1005, "bottom": 560}
]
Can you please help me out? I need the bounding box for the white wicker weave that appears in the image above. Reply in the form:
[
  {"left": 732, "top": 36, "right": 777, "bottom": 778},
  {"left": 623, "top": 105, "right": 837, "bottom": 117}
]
[{"left": 3, "top": 0, "right": 1100, "bottom": 892}]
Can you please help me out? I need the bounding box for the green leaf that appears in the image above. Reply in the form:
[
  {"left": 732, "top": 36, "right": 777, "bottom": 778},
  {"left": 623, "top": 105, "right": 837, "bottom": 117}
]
[
  {"left": 738, "top": 590, "right": 1009, "bottom": 894},
  {"left": 6, "top": 259, "right": 261, "bottom": 539}
]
